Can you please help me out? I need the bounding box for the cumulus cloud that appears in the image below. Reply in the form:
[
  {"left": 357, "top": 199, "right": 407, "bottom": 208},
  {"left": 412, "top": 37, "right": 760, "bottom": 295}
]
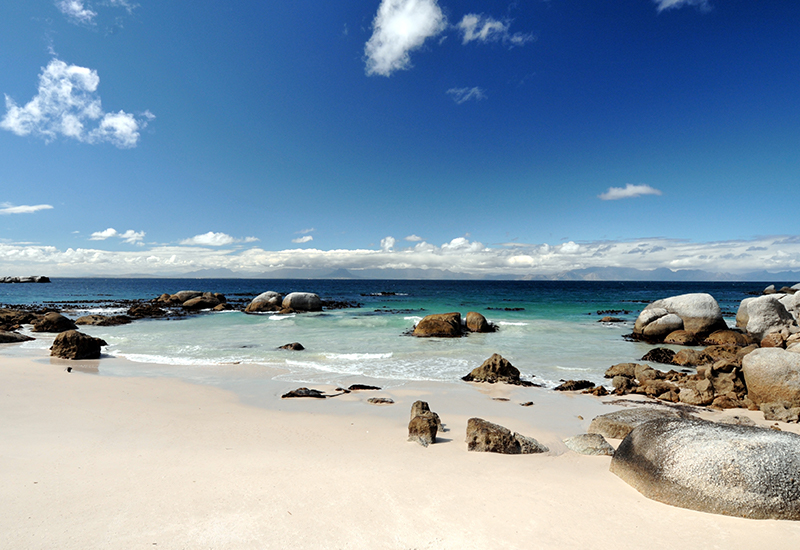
[
  {"left": 599, "top": 184, "right": 663, "bottom": 201},
  {"left": 0, "top": 203, "right": 54, "bottom": 215},
  {"left": 405, "top": 234, "right": 423, "bottom": 242},
  {"left": 364, "top": 0, "right": 447, "bottom": 77},
  {"left": 1, "top": 235, "right": 800, "bottom": 278},
  {"left": 89, "top": 227, "right": 145, "bottom": 244},
  {"left": 292, "top": 236, "right": 314, "bottom": 244},
  {"left": 1, "top": 59, "right": 153, "bottom": 148},
  {"left": 653, "top": 0, "right": 711, "bottom": 12},
  {"left": 446, "top": 87, "right": 486, "bottom": 104},
  {"left": 457, "top": 14, "right": 535, "bottom": 46},
  {"left": 180, "top": 232, "right": 258, "bottom": 247}
]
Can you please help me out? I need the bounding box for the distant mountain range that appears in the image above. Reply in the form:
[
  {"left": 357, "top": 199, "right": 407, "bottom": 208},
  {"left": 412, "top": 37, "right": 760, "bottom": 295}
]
[{"left": 171, "top": 266, "right": 800, "bottom": 282}]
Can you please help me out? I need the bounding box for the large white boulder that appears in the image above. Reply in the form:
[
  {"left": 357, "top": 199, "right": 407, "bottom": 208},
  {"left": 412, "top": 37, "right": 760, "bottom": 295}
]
[
  {"left": 736, "top": 295, "right": 797, "bottom": 341},
  {"left": 610, "top": 417, "right": 800, "bottom": 520},
  {"left": 282, "top": 292, "right": 322, "bottom": 312},
  {"left": 742, "top": 347, "right": 800, "bottom": 407},
  {"left": 634, "top": 293, "right": 726, "bottom": 341},
  {"left": 245, "top": 291, "right": 284, "bottom": 313}
]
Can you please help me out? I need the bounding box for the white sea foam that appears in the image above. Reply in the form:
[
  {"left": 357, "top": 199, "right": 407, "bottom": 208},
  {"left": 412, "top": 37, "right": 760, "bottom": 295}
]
[
  {"left": 497, "top": 321, "right": 528, "bottom": 326},
  {"left": 323, "top": 352, "right": 393, "bottom": 361}
]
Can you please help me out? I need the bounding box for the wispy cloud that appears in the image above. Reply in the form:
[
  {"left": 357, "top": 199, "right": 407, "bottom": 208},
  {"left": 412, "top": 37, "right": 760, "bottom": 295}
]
[
  {"left": 55, "top": 1, "right": 97, "bottom": 24},
  {"left": 599, "top": 184, "right": 663, "bottom": 201},
  {"left": 0, "top": 203, "right": 54, "bottom": 215},
  {"left": 292, "top": 236, "right": 314, "bottom": 244},
  {"left": 446, "top": 87, "right": 486, "bottom": 104},
  {"left": 180, "top": 232, "right": 258, "bottom": 247},
  {"left": 457, "top": 14, "right": 535, "bottom": 46},
  {"left": 653, "top": 0, "right": 712, "bottom": 12},
  {"left": 89, "top": 227, "right": 145, "bottom": 244},
  {"left": 1, "top": 59, "right": 153, "bottom": 148},
  {"left": 364, "top": 0, "right": 447, "bottom": 77},
  {"left": 55, "top": 0, "right": 138, "bottom": 25}
]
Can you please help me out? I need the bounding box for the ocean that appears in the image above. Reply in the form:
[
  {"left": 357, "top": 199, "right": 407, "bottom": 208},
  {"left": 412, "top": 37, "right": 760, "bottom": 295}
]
[{"left": 0, "top": 278, "right": 782, "bottom": 391}]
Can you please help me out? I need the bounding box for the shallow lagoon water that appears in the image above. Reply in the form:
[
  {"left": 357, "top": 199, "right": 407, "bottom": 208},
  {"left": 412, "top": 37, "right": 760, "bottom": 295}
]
[{"left": 3, "top": 278, "right": 775, "bottom": 389}]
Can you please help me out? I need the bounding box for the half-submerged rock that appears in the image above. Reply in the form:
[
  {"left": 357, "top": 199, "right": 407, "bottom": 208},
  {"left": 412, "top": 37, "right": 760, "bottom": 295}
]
[
  {"left": 32, "top": 312, "right": 77, "bottom": 333},
  {"left": 413, "top": 312, "right": 462, "bottom": 337},
  {"left": 462, "top": 353, "right": 534, "bottom": 386},
  {"left": 245, "top": 291, "right": 284, "bottom": 313},
  {"left": 610, "top": 417, "right": 800, "bottom": 520},
  {"left": 466, "top": 417, "right": 548, "bottom": 454},
  {"left": 50, "top": 330, "right": 107, "bottom": 360},
  {"left": 282, "top": 292, "right": 322, "bottom": 312},
  {"left": 408, "top": 400, "right": 440, "bottom": 447}
]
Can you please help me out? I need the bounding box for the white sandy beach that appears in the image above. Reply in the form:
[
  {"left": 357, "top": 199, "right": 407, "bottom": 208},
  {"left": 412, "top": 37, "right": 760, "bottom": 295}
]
[{"left": 2, "top": 351, "right": 800, "bottom": 549}]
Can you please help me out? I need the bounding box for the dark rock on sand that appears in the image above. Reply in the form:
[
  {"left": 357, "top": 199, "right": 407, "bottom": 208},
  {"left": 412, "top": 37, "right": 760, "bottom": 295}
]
[
  {"left": 563, "top": 433, "right": 615, "bottom": 456},
  {"left": 408, "top": 400, "right": 439, "bottom": 447},
  {"left": 367, "top": 397, "right": 394, "bottom": 405},
  {"left": 588, "top": 407, "right": 692, "bottom": 440},
  {"left": 610, "top": 417, "right": 800, "bottom": 520},
  {"left": 50, "top": 330, "right": 107, "bottom": 360},
  {"left": 466, "top": 417, "right": 548, "bottom": 454},
  {"left": 348, "top": 384, "right": 381, "bottom": 391},
  {"left": 32, "top": 312, "right": 77, "bottom": 333},
  {"left": 0, "top": 330, "right": 34, "bottom": 343},
  {"left": 281, "top": 387, "right": 326, "bottom": 398},
  {"left": 413, "top": 312, "right": 462, "bottom": 337},
  {"left": 462, "top": 353, "right": 534, "bottom": 386},
  {"left": 554, "top": 380, "right": 595, "bottom": 392}
]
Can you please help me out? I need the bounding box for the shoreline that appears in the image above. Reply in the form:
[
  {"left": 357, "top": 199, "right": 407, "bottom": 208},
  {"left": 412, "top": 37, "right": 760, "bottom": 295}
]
[{"left": 3, "top": 348, "right": 800, "bottom": 548}]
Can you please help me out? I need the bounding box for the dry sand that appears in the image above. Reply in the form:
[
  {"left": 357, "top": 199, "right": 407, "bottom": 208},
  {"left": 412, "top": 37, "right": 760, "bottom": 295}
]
[{"left": 2, "top": 351, "right": 800, "bottom": 549}]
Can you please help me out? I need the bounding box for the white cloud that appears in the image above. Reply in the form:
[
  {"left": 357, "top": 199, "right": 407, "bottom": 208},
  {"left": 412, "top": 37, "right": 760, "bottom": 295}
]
[
  {"left": 55, "top": 1, "right": 97, "bottom": 24},
  {"left": 405, "top": 234, "right": 423, "bottom": 242},
  {"left": 1, "top": 235, "right": 800, "bottom": 278},
  {"left": 653, "top": 0, "right": 711, "bottom": 12},
  {"left": 599, "top": 184, "right": 663, "bottom": 201},
  {"left": 89, "top": 227, "right": 145, "bottom": 244},
  {"left": 292, "top": 236, "right": 314, "bottom": 244},
  {"left": 381, "top": 236, "right": 396, "bottom": 252},
  {"left": 180, "top": 232, "right": 258, "bottom": 247},
  {"left": 447, "top": 87, "right": 486, "bottom": 104},
  {"left": 364, "top": 0, "right": 447, "bottom": 77},
  {"left": 457, "top": 14, "right": 535, "bottom": 46},
  {"left": 0, "top": 203, "right": 54, "bottom": 215},
  {"left": 1, "top": 59, "right": 152, "bottom": 149},
  {"left": 297, "top": 228, "right": 315, "bottom": 235}
]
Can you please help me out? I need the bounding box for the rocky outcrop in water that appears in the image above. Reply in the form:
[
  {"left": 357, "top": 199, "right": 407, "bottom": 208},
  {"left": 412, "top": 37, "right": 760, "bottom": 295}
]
[
  {"left": 462, "top": 353, "right": 534, "bottom": 386},
  {"left": 282, "top": 292, "right": 322, "bottom": 312},
  {"left": 610, "top": 417, "right": 800, "bottom": 520},
  {"left": 633, "top": 293, "right": 728, "bottom": 343},
  {"left": 245, "top": 291, "right": 284, "bottom": 313},
  {"left": 413, "top": 312, "right": 463, "bottom": 337},
  {"left": 32, "top": 312, "right": 77, "bottom": 333},
  {"left": 1, "top": 276, "right": 50, "bottom": 283}
]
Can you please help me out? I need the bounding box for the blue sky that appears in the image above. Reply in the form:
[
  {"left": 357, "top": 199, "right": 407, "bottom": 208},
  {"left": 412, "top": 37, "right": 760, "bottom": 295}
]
[{"left": 0, "top": 0, "right": 798, "bottom": 277}]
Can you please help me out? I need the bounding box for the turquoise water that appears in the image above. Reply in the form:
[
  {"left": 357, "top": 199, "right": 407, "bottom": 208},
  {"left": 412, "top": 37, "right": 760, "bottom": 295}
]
[{"left": 1, "top": 278, "right": 776, "bottom": 388}]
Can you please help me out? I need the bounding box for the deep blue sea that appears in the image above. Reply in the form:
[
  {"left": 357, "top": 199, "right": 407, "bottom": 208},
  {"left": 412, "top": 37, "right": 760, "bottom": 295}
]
[{"left": 0, "top": 278, "right": 785, "bottom": 389}]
